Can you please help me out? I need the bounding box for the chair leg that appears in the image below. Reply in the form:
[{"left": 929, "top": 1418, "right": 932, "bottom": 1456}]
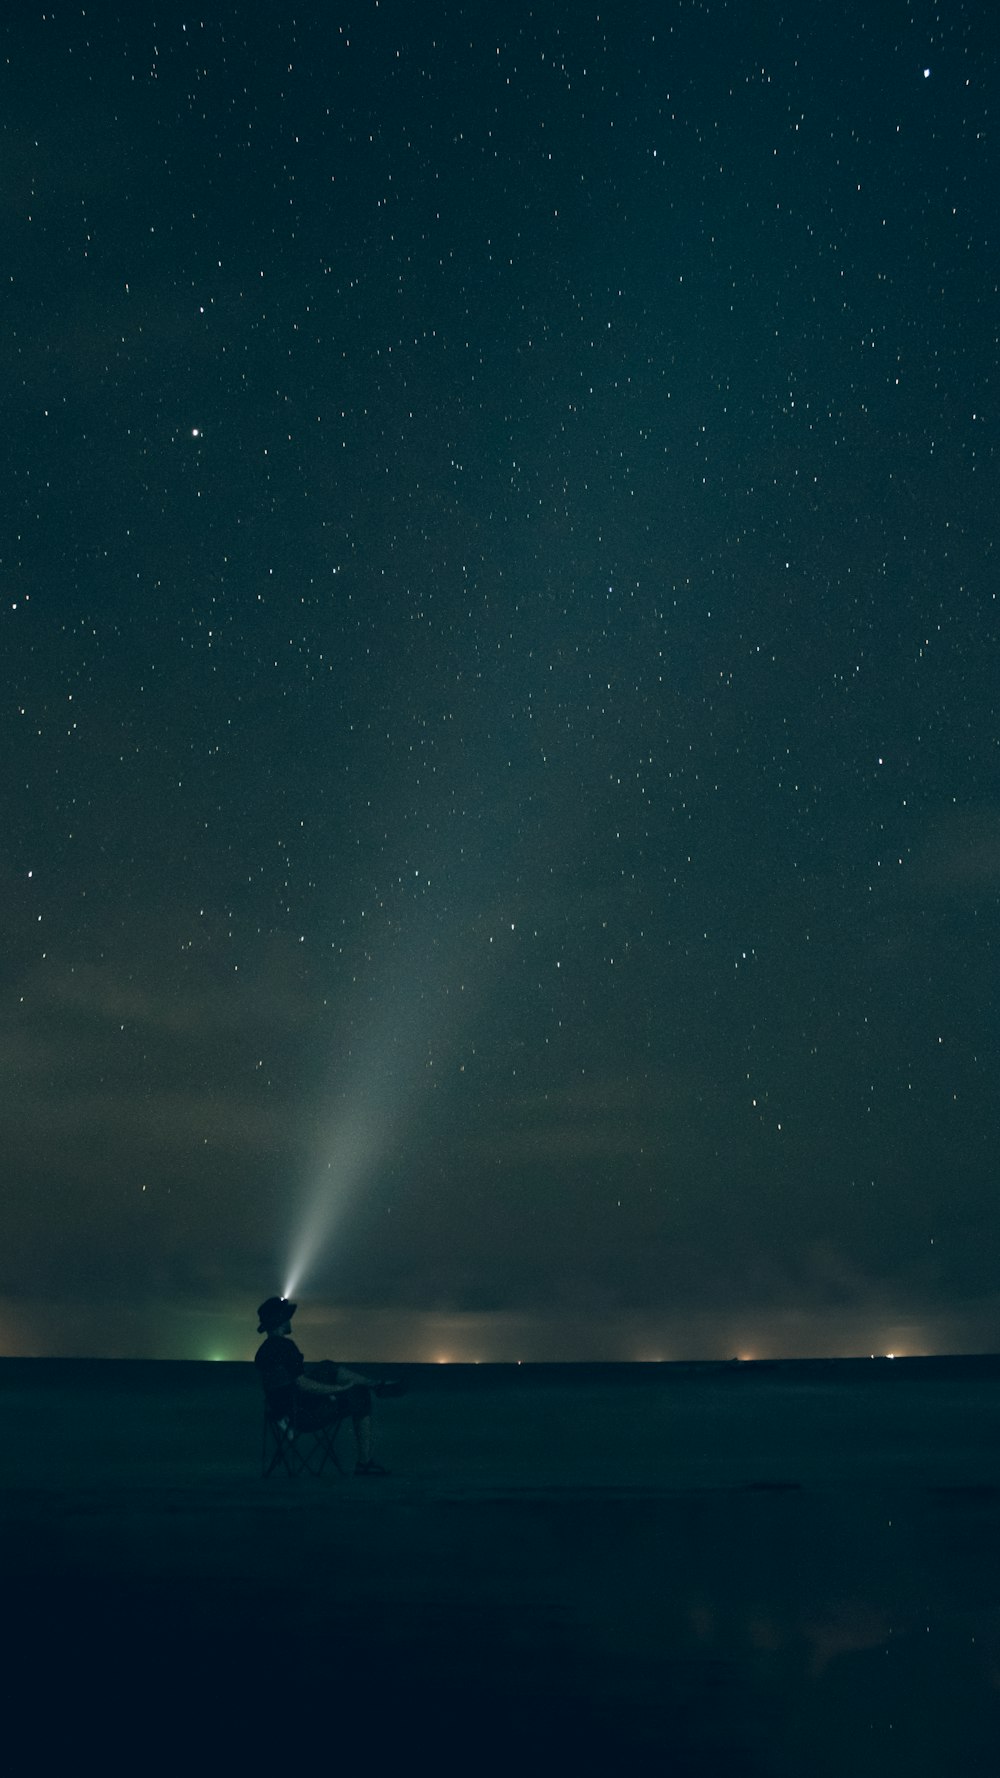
[
  {"left": 318, "top": 1417, "right": 346, "bottom": 1476},
  {"left": 262, "top": 1416, "right": 300, "bottom": 1478},
  {"left": 262, "top": 1412, "right": 345, "bottom": 1480},
  {"left": 297, "top": 1417, "right": 342, "bottom": 1477}
]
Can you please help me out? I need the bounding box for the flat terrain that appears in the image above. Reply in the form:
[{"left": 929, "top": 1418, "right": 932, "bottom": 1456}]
[{"left": 3, "top": 1358, "right": 999, "bottom": 1774}]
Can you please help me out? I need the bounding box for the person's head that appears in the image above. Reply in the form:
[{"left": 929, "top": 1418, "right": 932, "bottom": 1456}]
[{"left": 257, "top": 1296, "right": 297, "bottom": 1336}]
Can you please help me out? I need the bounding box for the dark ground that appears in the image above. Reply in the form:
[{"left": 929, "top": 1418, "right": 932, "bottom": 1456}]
[{"left": 2, "top": 1357, "right": 1000, "bottom": 1774}]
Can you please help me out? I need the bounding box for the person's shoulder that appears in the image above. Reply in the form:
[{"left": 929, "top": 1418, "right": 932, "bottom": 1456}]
[
  {"left": 255, "top": 1336, "right": 287, "bottom": 1365},
  {"left": 257, "top": 1334, "right": 302, "bottom": 1365}
]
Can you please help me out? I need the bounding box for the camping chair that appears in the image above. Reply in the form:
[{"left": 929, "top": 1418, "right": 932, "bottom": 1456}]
[{"left": 261, "top": 1393, "right": 346, "bottom": 1480}]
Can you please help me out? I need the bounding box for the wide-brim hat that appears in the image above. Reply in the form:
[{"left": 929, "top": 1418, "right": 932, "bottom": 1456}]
[{"left": 257, "top": 1296, "right": 296, "bottom": 1333}]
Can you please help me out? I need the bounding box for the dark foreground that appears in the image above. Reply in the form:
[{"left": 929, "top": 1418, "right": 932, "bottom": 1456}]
[{"left": 2, "top": 1357, "right": 1000, "bottom": 1774}]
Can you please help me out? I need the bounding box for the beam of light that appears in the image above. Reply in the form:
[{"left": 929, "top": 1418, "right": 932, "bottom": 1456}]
[
  {"left": 282, "top": 987, "right": 414, "bottom": 1303},
  {"left": 282, "top": 1099, "right": 389, "bottom": 1301},
  {"left": 281, "top": 751, "right": 517, "bottom": 1305},
  {"left": 281, "top": 896, "right": 472, "bottom": 1301}
]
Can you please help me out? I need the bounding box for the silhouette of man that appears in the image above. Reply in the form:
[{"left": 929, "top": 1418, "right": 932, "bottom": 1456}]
[{"left": 254, "top": 1296, "right": 390, "bottom": 1475}]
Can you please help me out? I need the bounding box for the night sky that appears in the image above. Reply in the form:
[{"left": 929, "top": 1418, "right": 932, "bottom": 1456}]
[{"left": 4, "top": 2, "right": 998, "bottom": 1361}]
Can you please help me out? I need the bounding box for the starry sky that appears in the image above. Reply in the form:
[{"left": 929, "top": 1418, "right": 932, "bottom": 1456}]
[{"left": 4, "top": 2, "right": 998, "bottom": 1361}]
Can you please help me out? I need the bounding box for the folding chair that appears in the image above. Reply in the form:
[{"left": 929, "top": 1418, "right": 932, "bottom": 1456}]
[{"left": 261, "top": 1396, "right": 346, "bottom": 1479}]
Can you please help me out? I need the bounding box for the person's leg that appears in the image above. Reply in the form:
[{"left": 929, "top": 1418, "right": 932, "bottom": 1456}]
[
  {"left": 352, "top": 1408, "right": 373, "bottom": 1465},
  {"left": 310, "top": 1360, "right": 340, "bottom": 1384},
  {"left": 340, "top": 1383, "right": 387, "bottom": 1473},
  {"left": 338, "top": 1383, "right": 372, "bottom": 1459}
]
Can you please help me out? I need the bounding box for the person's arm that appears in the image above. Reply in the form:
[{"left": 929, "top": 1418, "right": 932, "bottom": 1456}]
[{"left": 334, "top": 1364, "right": 377, "bottom": 1387}]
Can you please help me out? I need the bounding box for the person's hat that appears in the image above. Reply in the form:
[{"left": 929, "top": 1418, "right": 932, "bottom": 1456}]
[{"left": 257, "top": 1296, "right": 296, "bottom": 1333}]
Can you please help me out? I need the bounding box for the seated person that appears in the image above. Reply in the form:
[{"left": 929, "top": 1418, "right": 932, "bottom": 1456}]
[{"left": 255, "top": 1295, "right": 392, "bottom": 1476}]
